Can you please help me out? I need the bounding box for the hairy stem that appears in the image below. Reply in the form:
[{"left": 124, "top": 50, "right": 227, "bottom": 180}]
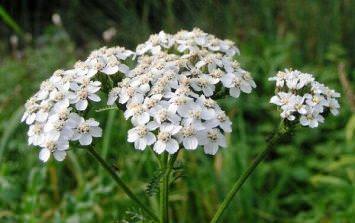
[
  {"left": 87, "top": 147, "right": 159, "bottom": 221},
  {"left": 210, "top": 123, "right": 289, "bottom": 223}
]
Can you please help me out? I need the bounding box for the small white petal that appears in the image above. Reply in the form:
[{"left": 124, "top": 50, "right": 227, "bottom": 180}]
[
  {"left": 229, "top": 87, "right": 240, "bottom": 98},
  {"left": 166, "top": 139, "right": 179, "bottom": 154},
  {"left": 139, "top": 84, "right": 150, "bottom": 93},
  {"left": 53, "top": 150, "right": 66, "bottom": 161},
  {"left": 147, "top": 121, "right": 159, "bottom": 130},
  {"left": 102, "top": 66, "right": 119, "bottom": 75},
  {"left": 88, "top": 94, "right": 101, "bottom": 102},
  {"left": 128, "top": 131, "right": 139, "bottom": 142},
  {"left": 153, "top": 141, "right": 166, "bottom": 154},
  {"left": 90, "top": 127, "right": 102, "bottom": 137},
  {"left": 134, "top": 139, "right": 147, "bottom": 150},
  {"left": 36, "top": 112, "right": 48, "bottom": 122},
  {"left": 76, "top": 100, "right": 88, "bottom": 111},
  {"left": 117, "top": 64, "right": 130, "bottom": 74},
  {"left": 201, "top": 109, "right": 216, "bottom": 120},
  {"left": 79, "top": 134, "right": 92, "bottom": 145},
  {"left": 204, "top": 143, "right": 218, "bottom": 155},
  {"left": 133, "top": 112, "right": 150, "bottom": 125},
  {"left": 240, "top": 82, "right": 252, "bottom": 93},
  {"left": 107, "top": 95, "right": 118, "bottom": 105},
  {"left": 221, "top": 73, "right": 234, "bottom": 87},
  {"left": 300, "top": 116, "right": 309, "bottom": 126},
  {"left": 203, "top": 86, "right": 214, "bottom": 97},
  {"left": 39, "top": 148, "right": 51, "bottom": 162},
  {"left": 87, "top": 119, "right": 99, "bottom": 126},
  {"left": 309, "top": 120, "right": 318, "bottom": 128},
  {"left": 270, "top": 96, "right": 280, "bottom": 105},
  {"left": 145, "top": 132, "right": 156, "bottom": 145},
  {"left": 220, "top": 122, "right": 232, "bottom": 133},
  {"left": 183, "top": 137, "right": 198, "bottom": 150},
  {"left": 26, "top": 114, "right": 36, "bottom": 125},
  {"left": 218, "top": 136, "right": 227, "bottom": 148}
]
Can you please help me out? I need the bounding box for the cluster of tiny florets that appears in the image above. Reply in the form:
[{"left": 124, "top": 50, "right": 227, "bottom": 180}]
[
  {"left": 24, "top": 28, "right": 251, "bottom": 161},
  {"left": 269, "top": 69, "right": 340, "bottom": 128},
  {"left": 136, "top": 28, "right": 240, "bottom": 57},
  {"left": 108, "top": 28, "right": 255, "bottom": 154},
  {"left": 22, "top": 46, "right": 134, "bottom": 162}
]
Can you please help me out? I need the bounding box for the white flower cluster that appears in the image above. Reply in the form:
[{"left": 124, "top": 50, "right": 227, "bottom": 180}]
[
  {"left": 269, "top": 69, "right": 340, "bottom": 128},
  {"left": 108, "top": 29, "right": 256, "bottom": 155},
  {"left": 22, "top": 46, "right": 134, "bottom": 162},
  {"left": 23, "top": 28, "right": 255, "bottom": 161},
  {"left": 136, "top": 28, "right": 239, "bottom": 57}
]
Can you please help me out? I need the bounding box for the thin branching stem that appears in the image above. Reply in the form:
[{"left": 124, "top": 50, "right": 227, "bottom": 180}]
[
  {"left": 87, "top": 147, "right": 159, "bottom": 222},
  {"left": 210, "top": 122, "right": 290, "bottom": 223},
  {"left": 90, "top": 75, "right": 160, "bottom": 220}
]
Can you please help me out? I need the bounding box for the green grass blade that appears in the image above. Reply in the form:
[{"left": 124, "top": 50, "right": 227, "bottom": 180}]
[
  {"left": 0, "top": 5, "right": 23, "bottom": 35},
  {"left": 0, "top": 106, "right": 24, "bottom": 164},
  {"left": 67, "top": 151, "right": 84, "bottom": 189},
  {"left": 102, "top": 109, "right": 116, "bottom": 158}
]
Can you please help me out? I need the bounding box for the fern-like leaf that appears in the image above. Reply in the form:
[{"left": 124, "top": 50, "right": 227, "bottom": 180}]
[{"left": 145, "top": 169, "right": 164, "bottom": 196}]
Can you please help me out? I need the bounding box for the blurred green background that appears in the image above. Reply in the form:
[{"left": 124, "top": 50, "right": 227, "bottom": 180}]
[{"left": 0, "top": 1, "right": 354, "bottom": 222}]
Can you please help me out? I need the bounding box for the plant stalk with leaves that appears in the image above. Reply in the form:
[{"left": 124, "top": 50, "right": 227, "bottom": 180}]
[{"left": 210, "top": 121, "right": 293, "bottom": 223}]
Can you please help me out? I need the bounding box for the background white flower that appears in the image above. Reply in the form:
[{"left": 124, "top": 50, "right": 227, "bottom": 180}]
[{"left": 269, "top": 69, "right": 340, "bottom": 128}]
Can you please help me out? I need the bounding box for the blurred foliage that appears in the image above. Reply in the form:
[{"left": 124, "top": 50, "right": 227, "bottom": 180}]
[{"left": 0, "top": 0, "right": 354, "bottom": 222}]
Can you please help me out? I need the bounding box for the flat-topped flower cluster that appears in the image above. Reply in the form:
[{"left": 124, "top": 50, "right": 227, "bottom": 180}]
[
  {"left": 109, "top": 28, "right": 256, "bottom": 155},
  {"left": 22, "top": 28, "right": 255, "bottom": 162},
  {"left": 269, "top": 69, "right": 340, "bottom": 128}
]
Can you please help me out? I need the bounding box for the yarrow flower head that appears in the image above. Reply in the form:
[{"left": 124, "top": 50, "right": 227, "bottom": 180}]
[
  {"left": 269, "top": 69, "right": 340, "bottom": 128},
  {"left": 22, "top": 46, "right": 134, "bottom": 162},
  {"left": 23, "top": 28, "right": 255, "bottom": 162},
  {"left": 109, "top": 28, "right": 256, "bottom": 155}
]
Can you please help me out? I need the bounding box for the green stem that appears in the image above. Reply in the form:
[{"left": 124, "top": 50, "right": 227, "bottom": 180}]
[
  {"left": 210, "top": 123, "right": 289, "bottom": 223},
  {"left": 160, "top": 151, "right": 180, "bottom": 223},
  {"left": 160, "top": 153, "right": 169, "bottom": 223},
  {"left": 87, "top": 147, "right": 159, "bottom": 222}
]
